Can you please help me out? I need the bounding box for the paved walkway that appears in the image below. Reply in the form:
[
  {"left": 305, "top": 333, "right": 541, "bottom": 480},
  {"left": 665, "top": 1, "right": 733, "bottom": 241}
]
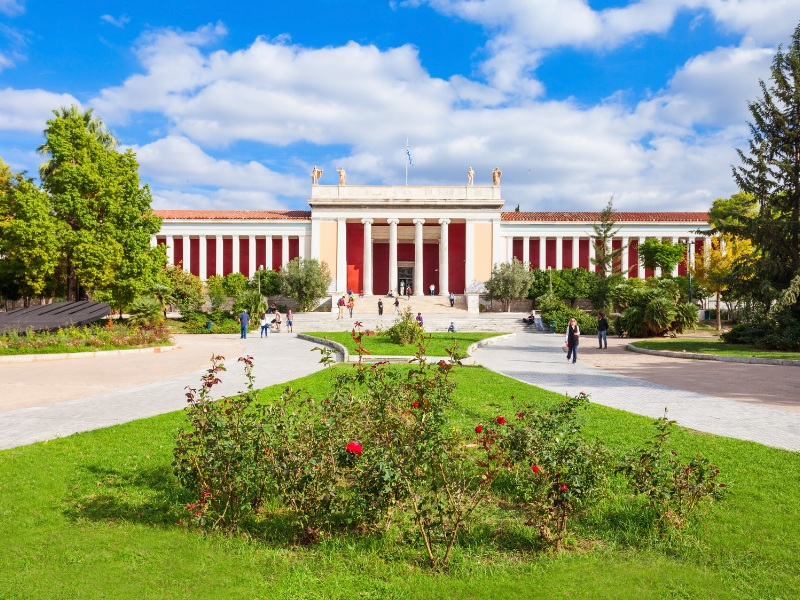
[
  {"left": 3, "top": 331, "right": 800, "bottom": 452},
  {"left": 472, "top": 334, "right": 800, "bottom": 451},
  {"left": 0, "top": 333, "right": 328, "bottom": 450}
]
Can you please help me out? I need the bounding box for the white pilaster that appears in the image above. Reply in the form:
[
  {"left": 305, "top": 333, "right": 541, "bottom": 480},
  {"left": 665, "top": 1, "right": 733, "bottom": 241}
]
[
  {"left": 248, "top": 235, "right": 257, "bottom": 278},
  {"left": 182, "top": 235, "right": 191, "bottom": 273},
  {"left": 413, "top": 219, "right": 425, "bottom": 296},
  {"left": 336, "top": 220, "right": 347, "bottom": 292},
  {"left": 638, "top": 237, "right": 646, "bottom": 279},
  {"left": 232, "top": 235, "right": 240, "bottom": 274},
  {"left": 523, "top": 236, "right": 530, "bottom": 267},
  {"left": 688, "top": 236, "right": 697, "bottom": 270},
  {"left": 215, "top": 235, "right": 223, "bottom": 275},
  {"left": 555, "top": 236, "right": 563, "bottom": 270},
  {"left": 539, "top": 236, "right": 547, "bottom": 270},
  {"left": 265, "top": 236, "right": 273, "bottom": 272},
  {"left": 671, "top": 237, "right": 680, "bottom": 277},
  {"left": 572, "top": 236, "right": 580, "bottom": 270},
  {"left": 439, "top": 218, "right": 450, "bottom": 295},
  {"left": 282, "top": 235, "right": 290, "bottom": 269},
  {"left": 464, "top": 220, "right": 474, "bottom": 291},
  {"left": 506, "top": 236, "right": 514, "bottom": 263},
  {"left": 388, "top": 218, "right": 399, "bottom": 295},
  {"left": 588, "top": 237, "right": 596, "bottom": 272},
  {"left": 199, "top": 235, "right": 207, "bottom": 281},
  {"left": 166, "top": 235, "right": 174, "bottom": 266},
  {"left": 298, "top": 235, "right": 306, "bottom": 260},
  {"left": 362, "top": 219, "right": 373, "bottom": 295},
  {"left": 621, "top": 236, "right": 629, "bottom": 279}
]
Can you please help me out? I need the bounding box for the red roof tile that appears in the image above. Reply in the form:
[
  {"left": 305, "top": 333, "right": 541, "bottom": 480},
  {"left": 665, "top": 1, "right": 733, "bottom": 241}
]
[
  {"left": 501, "top": 211, "right": 709, "bottom": 222},
  {"left": 154, "top": 210, "right": 311, "bottom": 221}
]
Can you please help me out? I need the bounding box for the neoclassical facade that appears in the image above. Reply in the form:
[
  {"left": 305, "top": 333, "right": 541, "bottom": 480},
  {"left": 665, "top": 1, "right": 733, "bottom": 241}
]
[{"left": 153, "top": 184, "right": 708, "bottom": 297}]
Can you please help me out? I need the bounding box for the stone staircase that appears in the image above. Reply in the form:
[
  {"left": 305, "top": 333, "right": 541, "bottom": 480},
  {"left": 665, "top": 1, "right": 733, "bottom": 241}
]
[{"left": 291, "top": 295, "right": 546, "bottom": 334}]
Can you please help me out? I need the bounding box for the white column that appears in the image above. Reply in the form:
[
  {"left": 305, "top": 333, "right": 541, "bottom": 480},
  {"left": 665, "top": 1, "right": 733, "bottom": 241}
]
[
  {"left": 655, "top": 237, "right": 663, "bottom": 277},
  {"left": 523, "top": 236, "right": 530, "bottom": 267},
  {"left": 215, "top": 235, "right": 223, "bottom": 275},
  {"left": 388, "top": 218, "right": 399, "bottom": 295},
  {"left": 621, "top": 236, "right": 629, "bottom": 279},
  {"left": 282, "top": 235, "right": 290, "bottom": 269},
  {"left": 671, "top": 236, "right": 680, "bottom": 277},
  {"left": 265, "top": 235, "right": 273, "bottom": 271},
  {"left": 439, "top": 218, "right": 450, "bottom": 295},
  {"left": 638, "top": 237, "right": 646, "bottom": 279},
  {"left": 199, "top": 235, "right": 207, "bottom": 281},
  {"left": 572, "top": 236, "right": 580, "bottom": 270},
  {"left": 298, "top": 235, "right": 306, "bottom": 260},
  {"left": 464, "top": 220, "right": 474, "bottom": 292},
  {"left": 232, "top": 235, "right": 240, "bottom": 274},
  {"left": 413, "top": 219, "right": 425, "bottom": 296},
  {"left": 362, "top": 219, "right": 373, "bottom": 296},
  {"left": 248, "top": 235, "right": 257, "bottom": 278},
  {"left": 688, "top": 236, "right": 697, "bottom": 270},
  {"left": 166, "top": 235, "right": 175, "bottom": 266},
  {"left": 506, "top": 236, "right": 514, "bottom": 264},
  {"left": 149, "top": 236, "right": 157, "bottom": 248},
  {"left": 182, "top": 235, "right": 191, "bottom": 273},
  {"left": 555, "top": 236, "right": 563, "bottom": 270},
  {"left": 588, "top": 237, "right": 596, "bottom": 272},
  {"left": 539, "top": 236, "right": 547, "bottom": 270},
  {"left": 336, "top": 220, "right": 347, "bottom": 291}
]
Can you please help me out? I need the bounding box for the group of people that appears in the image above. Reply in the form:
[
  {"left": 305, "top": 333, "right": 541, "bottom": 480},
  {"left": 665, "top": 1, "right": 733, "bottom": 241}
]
[
  {"left": 563, "top": 312, "right": 609, "bottom": 364},
  {"left": 237, "top": 308, "right": 293, "bottom": 339},
  {"left": 336, "top": 294, "right": 356, "bottom": 319}
]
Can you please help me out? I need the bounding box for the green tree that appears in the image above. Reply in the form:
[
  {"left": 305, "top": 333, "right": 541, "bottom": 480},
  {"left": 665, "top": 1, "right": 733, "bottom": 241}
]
[
  {"left": 485, "top": 258, "right": 534, "bottom": 312},
  {"left": 638, "top": 239, "right": 686, "bottom": 275},
  {"left": 205, "top": 275, "right": 228, "bottom": 311},
  {"left": 250, "top": 268, "right": 282, "bottom": 297},
  {"left": 38, "top": 106, "right": 162, "bottom": 306},
  {"left": 558, "top": 268, "right": 598, "bottom": 307},
  {"left": 280, "top": 257, "right": 331, "bottom": 312},
  {"left": 163, "top": 265, "right": 205, "bottom": 315},
  {"left": 0, "top": 166, "right": 64, "bottom": 305},
  {"left": 223, "top": 272, "right": 248, "bottom": 298},
  {"left": 590, "top": 198, "right": 625, "bottom": 312},
  {"left": 732, "top": 22, "right": 800, "bottom": 330}
]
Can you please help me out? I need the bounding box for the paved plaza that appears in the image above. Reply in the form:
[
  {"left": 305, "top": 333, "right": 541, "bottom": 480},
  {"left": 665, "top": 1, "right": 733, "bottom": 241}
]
[{"left": 2, "top": 330, "right": 799, "bottom": 451}]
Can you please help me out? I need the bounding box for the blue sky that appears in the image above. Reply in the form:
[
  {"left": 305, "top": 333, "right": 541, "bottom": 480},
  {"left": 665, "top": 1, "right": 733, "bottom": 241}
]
[{"left": 1, "top": 0, "right": 798, "bottom": 213}]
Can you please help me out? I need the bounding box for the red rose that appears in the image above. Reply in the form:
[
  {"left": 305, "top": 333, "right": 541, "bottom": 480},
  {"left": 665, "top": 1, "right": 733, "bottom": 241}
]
[
  {"left": 560, "top": 484, "right": 568, "bottom": 491},
  {"left": 475, "top": 425, "right": 483, "bottom": 434},
  {"left": 412, "top": 401, "right": 419, "bottom": 408},
  {"left": 517, "top": 412, "right": 524, "bottom": 418},
  {"left": 346, "top": 441, "right": 363, "bottom": 455},
  {"left": 531, "top": 465, "right": 540, "bottom": 473},
  {"left": 496, "top": 416, "right": 506, "bottom": 425}
]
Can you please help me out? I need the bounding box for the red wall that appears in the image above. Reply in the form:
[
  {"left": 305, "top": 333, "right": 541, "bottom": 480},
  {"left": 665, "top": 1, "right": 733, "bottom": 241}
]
[
  {"left": 563, "top": 239, "right": 573, "bottom": 269},
  {"left": 206, "top": 238, "right": 217, "bottom": 276},
  {"left": 512, "top": 239, "right": 523, "bottom": 262},
  {"left": 531, "top": 239, "right": 541, "bottom": 270},
  {"left": 190, "top": 238, "right": 200, "bottom": 276},
  {"left": 174, "top": 237, "right": 184, "bottom": 269},
  {"left": 611, "top": 239, "right": 622, "bottom": 274},
  {"left": 346, "top": 222, "right": 364, "bottom": 293},
  {"left": 289, "top": 238, "right": 299, "bottom": 262},
  {"left": 579, "top": 239, "right": 589, "bottom": 270},
  {"left": 628, "top": 239, "right": 639, "bottom": 278},
  {"left": 448, "top": 222, "right": 466, "bottom": 293},
  {"left": 255, "top": 238, "right": 266, "bottom": 272},
  {"left": 373, "top": 243, "right": 389, "bottom": 295},
  {"left": 423, "top": 243, "right": 438, "bottom": 294},
  {"left": 223, "top": 238, "right": 232, "bottom": 275},
  {"left": 545, "top": 239, "right": 556, "bottom": 269},
  {"left": 272, "top": 238, "right": 282, "bottom": 271}
]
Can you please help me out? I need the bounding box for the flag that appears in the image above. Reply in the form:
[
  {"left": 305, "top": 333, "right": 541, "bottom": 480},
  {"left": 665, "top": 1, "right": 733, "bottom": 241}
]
[{"left": 406, "top": 142, "right": 413, "bottom": 166}]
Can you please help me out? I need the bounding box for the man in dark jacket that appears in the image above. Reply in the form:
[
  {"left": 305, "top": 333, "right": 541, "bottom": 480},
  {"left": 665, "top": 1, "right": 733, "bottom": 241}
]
[{"left": 597, "top": 312, "right": 609, "bottom": 349}]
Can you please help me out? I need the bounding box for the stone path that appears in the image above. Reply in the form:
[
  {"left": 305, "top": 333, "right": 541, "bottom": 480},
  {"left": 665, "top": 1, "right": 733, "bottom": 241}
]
[
  {"left": 0, "top": 333, "right": 327, "bottom": 450},
  {"left": 472, "top": 334, "right": 800, "bottom": 451}
]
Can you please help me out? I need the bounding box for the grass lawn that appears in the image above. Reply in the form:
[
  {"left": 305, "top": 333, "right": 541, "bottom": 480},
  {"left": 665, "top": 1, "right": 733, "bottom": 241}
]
[
  {"left": 0, "top": 340, "right": 174, "bottom": 356},
  {"left": 1, "top": 365, "right": 799, "bottom": 598},
  {"left": 304, "top": 331, "right": 505, "bottom": 356},
  {"left": 631, "top": 337, "right": 800, "bottom": 360}
]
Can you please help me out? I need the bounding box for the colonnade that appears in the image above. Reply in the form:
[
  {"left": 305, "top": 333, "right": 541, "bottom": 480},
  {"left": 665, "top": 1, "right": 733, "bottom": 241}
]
[{"left": 155, "top": 234, "right": 304, "bottom": 280}]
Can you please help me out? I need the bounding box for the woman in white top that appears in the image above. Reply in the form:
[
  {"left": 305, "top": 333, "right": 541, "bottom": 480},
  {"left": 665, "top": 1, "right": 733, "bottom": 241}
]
[
  {"left": 565, "top": 317, "right": 580, "bottom": 364},
  {"left": 259, "top": 313, "right": 269, "bottom": 338}
]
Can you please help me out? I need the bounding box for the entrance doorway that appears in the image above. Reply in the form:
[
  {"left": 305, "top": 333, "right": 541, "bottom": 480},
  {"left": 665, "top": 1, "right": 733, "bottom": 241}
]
[{"left": 398, "top": 266, "right": 413, "bottom": 295}]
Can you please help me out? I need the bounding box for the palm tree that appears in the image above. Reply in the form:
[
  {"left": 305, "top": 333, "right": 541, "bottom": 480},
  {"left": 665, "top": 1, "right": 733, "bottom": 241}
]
[{"left": 37, "top": 105, "right": 118, "bottom": 182}]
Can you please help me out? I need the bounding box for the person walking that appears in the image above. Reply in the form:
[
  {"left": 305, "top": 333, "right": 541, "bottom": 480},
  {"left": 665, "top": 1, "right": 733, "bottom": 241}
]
[
  {"left": 347, "top": 295, "right": 355, "bottom": 318},
  {"left": 565, "top": 317, "right": 580, "bottom": 364},
  {"left": 429, "top": 283, "right": 435, "bottom": 296},
  {"left": 286, "top": 310, "right": 294, "bottom": 333},
  {"left": 259, "top": 312, "right": 269, "bottom": 338},
  {"left": 337, "top": 296, "right": 345, "bottom": 319},
  {"left": 416, "top": 312, "right": 424, "bottom": 328},
  {"left": 394, "top": 297, "right": 400, "bottom": 315},
  {"left": 597, "top": 312, "right": 609, "bottom": 349},
  {"left": 378, "top": 299, "right": 383, "bottom": 315},
  {"left": 449, "top": 292, "right": 455, "bottom": 307},
  {"left": 406, "top": 285, "right": 412, "bottom": 299},
  {"left": 238, "top": 309, "right": 250, "bottom": 339},
  {"left": 274, "top": 310, "right": 282, "bottom": 333}
]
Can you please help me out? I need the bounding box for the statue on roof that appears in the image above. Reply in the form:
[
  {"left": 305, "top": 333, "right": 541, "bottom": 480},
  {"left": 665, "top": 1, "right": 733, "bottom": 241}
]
[
  {"left": 492, "top": 167, "right": 502, "bottom": 186},
  {"left": 337, "top": 166, "right": 346, "bottom": 185},
  {"left": 311, "top": 166, "right": 323, "bottom": 185},
  {"left": 467, "top": 166, "right": 474, "bottom": 186}
]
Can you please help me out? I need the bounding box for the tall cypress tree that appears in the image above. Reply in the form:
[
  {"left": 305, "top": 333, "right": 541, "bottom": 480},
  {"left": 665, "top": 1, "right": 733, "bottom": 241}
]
[{"left": 734, "top": 22, "right": 800, "bottom": 321}]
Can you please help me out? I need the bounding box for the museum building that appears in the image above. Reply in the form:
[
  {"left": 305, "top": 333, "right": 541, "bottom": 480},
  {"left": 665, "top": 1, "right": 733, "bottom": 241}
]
[{"left": 152, "top": 182, "right": 709, "bottom": 299}]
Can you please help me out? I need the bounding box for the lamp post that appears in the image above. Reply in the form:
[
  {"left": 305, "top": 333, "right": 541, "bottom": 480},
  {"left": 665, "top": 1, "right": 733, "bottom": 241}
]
[
  {"left": 547, "top": 266, "right": 553, "bottom": 294},
  {"left": 258, "top": 264, "right": 264, "bottom": 297}
]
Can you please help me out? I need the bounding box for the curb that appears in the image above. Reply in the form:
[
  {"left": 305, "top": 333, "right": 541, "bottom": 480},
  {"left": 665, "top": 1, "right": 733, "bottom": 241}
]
[
  {"left": 626, "top": 343, "right": 800, "bottom": 367},
  {"left": 296, "top": 332, "right": 515, "bottom": 365},
  {"left": 0, "top": 344, "right": 179, "bottom": 363}
]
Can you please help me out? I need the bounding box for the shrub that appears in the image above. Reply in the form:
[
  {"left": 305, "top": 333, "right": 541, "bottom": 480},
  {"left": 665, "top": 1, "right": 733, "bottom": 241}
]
[
  {"left": 383, "top": 307, "right": 424, "bottom": 345},
  {"left": 537, "top": 294, "right": 597, "bottom": 334},
  {"left": 128, "top": 296, "right": 164, "bottom": 328}
]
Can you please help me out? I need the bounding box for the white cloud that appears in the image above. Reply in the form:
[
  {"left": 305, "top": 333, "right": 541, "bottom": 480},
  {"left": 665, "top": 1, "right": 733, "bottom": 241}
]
[
  {"left": 0, "top": 88, "right": 81, "bottom": 130},
  {"left": 0, "top": 0, "right": 24, "bottom": 17},
  {"left": 100, "top": 14, "right": 130, "bottom": 29}
]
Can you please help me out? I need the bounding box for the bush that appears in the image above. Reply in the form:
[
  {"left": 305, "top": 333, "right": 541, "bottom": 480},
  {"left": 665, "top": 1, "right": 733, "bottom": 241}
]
[
  {"left": 537, "top": 294, "right": 597, "bottom": 334},
  {"left": 383, "top": 307, "right": 424, "bottom": 345},
  {"left": 128, "top": 296, "right": 164, "bottom": 328},
  {"left": 613, "top": 281, "right": 697, "bottom": 337}
]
